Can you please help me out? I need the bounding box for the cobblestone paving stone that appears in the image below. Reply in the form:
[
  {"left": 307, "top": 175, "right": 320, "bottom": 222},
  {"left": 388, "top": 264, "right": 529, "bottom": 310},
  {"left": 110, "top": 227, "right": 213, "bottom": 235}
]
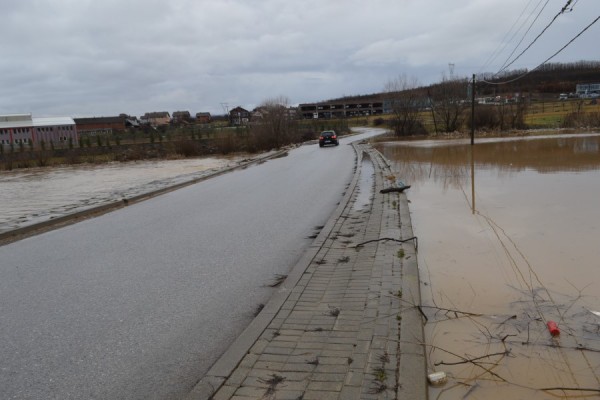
[{"left": 192, "top": 143, "right": 426, "bottom": 400}]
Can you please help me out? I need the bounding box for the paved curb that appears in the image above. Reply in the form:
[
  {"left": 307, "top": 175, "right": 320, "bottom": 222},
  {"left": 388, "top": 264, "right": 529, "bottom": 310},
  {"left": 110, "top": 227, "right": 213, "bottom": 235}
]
[
  {"left": 0, "top": 149, "right": 289, "bottom": 246},
  {"left": 184, "top": 144, "right": 365, "bottom": 399},
  {"left": 372, "top": 150, "right": 428, "bottom": 399},
  {"left": 185, "top": 142, "right": 427, "bottom": 400}
]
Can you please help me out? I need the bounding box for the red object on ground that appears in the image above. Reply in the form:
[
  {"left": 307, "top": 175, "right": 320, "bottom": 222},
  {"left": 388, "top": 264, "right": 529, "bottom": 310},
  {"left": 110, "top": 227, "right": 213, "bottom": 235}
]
[{"left": 547, "top": 320, "right": 560, "bottom": 336}]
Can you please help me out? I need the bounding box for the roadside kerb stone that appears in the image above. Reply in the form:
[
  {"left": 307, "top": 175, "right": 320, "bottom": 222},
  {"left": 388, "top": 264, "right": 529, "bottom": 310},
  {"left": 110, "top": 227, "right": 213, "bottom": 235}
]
[
  {"left": 187, "top": 143, "right": 427, "bottom": 400},
  {"left": 184, "top": 144, "right": 365, "bottom": 399}
]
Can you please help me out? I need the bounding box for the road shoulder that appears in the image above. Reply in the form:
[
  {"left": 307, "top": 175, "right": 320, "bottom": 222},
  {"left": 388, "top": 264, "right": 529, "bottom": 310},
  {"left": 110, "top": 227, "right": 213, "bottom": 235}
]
[{"left": 186, "top": 142, "right": 427, "bottom": 400}]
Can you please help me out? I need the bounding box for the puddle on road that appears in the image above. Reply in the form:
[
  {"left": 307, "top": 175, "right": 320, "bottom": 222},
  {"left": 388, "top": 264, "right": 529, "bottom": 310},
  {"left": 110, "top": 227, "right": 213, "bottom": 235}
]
[
  {"left": 352, "top": 154, "right": 374, "bottom": 211},
  {"left": 376, "top": 134, "right": 600, "bottom": 399},
  {"left": 0, "top": 157, "right": 240, "bottom": 233}
]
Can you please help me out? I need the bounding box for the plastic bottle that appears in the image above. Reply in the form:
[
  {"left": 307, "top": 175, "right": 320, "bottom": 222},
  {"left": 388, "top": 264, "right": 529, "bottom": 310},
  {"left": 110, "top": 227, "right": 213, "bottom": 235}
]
[{"left": 547, "top": 320, "right": 560, "bottom": 336}]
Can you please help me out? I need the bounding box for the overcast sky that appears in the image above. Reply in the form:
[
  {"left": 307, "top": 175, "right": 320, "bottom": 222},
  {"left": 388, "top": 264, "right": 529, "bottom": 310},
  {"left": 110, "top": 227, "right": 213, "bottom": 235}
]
[{"left": 1, "top": 0, "right": 598, "bottom": 118}]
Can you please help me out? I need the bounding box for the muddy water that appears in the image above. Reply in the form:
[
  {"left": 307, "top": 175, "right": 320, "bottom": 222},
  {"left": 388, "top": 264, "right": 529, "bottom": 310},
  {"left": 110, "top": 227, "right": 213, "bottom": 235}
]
[
  {"left": 0, "top": 157, "right": 241, "bottom": 234},
  {"left": 376, "top": 134, "right": 600, "bottom": 399}
]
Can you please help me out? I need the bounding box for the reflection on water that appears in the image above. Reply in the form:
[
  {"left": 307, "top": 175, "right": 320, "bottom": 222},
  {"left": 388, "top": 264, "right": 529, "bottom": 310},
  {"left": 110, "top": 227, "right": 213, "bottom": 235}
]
[
  {"left": 0, "top": 157, "right": 239, "bottom": 234},
  {"left": 353, "top": 155, "right": 375, "bottom": 211},
  {"left": 376, "top": 134, "right": 600, "bottom": 400},
  {"left": 379, "top": 134, "right": 600, "bottom": 191}
]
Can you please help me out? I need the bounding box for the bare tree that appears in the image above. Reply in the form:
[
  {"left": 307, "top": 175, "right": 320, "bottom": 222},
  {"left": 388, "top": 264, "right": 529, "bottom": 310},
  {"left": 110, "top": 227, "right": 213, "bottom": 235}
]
[
  {"left": 252, "top": 96, "right": 296, "bottom": 149},
  {"left": 496, "top": 102, "right": 509, "bottom": 131},
  {"left": 431, "top": 75, "right": 470, "bottom": 132},
  {"left": 384, "top": 75, "right": 424, "bottom": 136}
]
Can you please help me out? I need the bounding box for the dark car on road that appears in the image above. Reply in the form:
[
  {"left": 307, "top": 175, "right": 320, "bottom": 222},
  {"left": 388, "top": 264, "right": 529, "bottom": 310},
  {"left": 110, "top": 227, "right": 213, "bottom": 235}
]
[{"left": 319, "top": 130, "right": 339, "bottom": 147}]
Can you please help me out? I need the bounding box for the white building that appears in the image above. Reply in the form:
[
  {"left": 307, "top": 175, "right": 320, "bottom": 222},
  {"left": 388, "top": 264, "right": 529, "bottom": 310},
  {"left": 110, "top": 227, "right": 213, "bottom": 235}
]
[
  {"left": 0, "top": 114, "right": 78, "bottom": 148},
  {"left": 576, "top": 83, "right": 600, "bottom": 96}
]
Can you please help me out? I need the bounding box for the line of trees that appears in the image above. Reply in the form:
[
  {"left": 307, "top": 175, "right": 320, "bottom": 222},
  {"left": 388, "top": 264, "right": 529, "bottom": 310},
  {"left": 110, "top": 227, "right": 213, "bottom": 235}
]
[
  {"left": 235, "top": 96, "right": 350, "bottom": 153},
  {"left": 384, "top": 59, "right": 600, "bottom": 137},
  {"left": 384, "top": 74, "right": 478, "bottom": 136},
  {"left": 384, "top": 73, "right": 533, "bottom": 136}
]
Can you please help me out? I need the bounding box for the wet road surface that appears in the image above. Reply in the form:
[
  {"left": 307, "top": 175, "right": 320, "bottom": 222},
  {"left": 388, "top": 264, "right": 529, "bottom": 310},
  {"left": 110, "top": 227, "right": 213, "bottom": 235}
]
[{"left": 0, "top": 128, "right": 382, "bottom": 399}]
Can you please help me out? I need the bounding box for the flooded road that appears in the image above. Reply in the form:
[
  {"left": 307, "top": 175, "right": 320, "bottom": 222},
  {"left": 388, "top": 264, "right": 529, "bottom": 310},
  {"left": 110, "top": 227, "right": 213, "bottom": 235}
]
[
  {"left": 0, "top": 129, "right": 386, "bottom": 400},
  {"left": 376, "top": 133, "right": 600, "bottom": 399},
  {"left": 0, "top": 157, "right": 241, "bottom": 233}
]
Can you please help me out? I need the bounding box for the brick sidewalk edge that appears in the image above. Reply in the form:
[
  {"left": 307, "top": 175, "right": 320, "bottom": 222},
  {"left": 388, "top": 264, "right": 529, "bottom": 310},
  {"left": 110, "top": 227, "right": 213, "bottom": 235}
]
[{"left": 185, "top": 142, "right": 427, "bottom": 399}]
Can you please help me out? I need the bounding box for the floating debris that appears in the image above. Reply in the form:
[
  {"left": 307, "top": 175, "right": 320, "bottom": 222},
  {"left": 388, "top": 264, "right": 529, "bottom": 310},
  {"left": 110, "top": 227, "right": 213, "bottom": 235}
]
[
  {"left": 427, "top": 371, "right": 448, "bottom": 386},
  {"left": 547, "top": 320, "right": 560, "bottom": 336}
]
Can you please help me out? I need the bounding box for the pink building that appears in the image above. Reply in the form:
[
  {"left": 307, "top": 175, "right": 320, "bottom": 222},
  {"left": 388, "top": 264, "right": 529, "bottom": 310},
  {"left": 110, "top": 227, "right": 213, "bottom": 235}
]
[{"left": 0, "top": 114, "right": 78, "bottom": 148}]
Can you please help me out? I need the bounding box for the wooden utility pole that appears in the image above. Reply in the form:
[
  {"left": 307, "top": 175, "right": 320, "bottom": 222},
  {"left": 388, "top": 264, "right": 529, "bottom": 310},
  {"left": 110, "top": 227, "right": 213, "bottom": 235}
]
[
  {"left": 470, "top": 146, "right": 476, "bottom": 214},
  {"left": 471, "top": 74, "right": 475, "bottom": 145}
]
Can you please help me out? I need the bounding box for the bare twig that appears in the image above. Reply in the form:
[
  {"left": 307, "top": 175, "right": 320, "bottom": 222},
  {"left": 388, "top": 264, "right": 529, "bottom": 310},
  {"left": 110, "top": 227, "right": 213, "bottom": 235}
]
[
  {"left": 541, "top": 387, "right": 600, "bottom": 393},
  {"left": 355, "top": 236, "right": 418, "bottom": 250},
  {"left": 427, "top": 344, "right": 508, "bottom": 382},
  {"left": 434, "top": 350, "right": 511, "bottom": 366},
  {"left": 419, "top": 305, "right": 483, "bottom": 318},
  {"left": 417, "top": 305, "right": 429, "bottom": 322},
  {"left": 496, "top": 315, "right": 517, "bottom": 326}
]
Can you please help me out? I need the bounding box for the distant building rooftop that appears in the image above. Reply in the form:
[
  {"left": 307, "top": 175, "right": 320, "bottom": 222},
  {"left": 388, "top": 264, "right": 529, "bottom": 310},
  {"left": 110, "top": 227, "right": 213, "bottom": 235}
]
[{"left": 0, "top": 114, "right": 75, "bottom": 129}]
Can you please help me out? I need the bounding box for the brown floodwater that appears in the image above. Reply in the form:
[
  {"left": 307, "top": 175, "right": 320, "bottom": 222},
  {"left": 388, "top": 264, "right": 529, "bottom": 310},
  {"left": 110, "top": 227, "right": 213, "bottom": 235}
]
[
  {"left": 0, "top": 157, "right": 242, "bottom": 234},
  {"left": 376, "top": 133, "right": 600, "bottom": 400}
]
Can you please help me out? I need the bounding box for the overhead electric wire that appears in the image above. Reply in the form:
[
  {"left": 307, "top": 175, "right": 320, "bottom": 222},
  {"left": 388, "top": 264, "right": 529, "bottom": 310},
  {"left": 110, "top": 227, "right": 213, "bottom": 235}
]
[
  {"left": 483, "top": 14, "right": 600, "bottom": 85},
  {"left": 478, "top": 0, "right": 538, "bottom": 72},
  {"left": 496, "top": 0, "right": 551, "bottom": 73},
  {"left": 496, "top": 0, "right": 576, "bottom": 75}
]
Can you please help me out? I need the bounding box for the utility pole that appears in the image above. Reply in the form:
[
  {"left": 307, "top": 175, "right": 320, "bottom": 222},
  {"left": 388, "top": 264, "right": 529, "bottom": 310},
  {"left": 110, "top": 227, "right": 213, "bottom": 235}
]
[
  {"left": 471, "top": 74, "right": 475, "bottom": 145},
  {"left": 220, "top": 103, "right": 229, "bottom": 115}
]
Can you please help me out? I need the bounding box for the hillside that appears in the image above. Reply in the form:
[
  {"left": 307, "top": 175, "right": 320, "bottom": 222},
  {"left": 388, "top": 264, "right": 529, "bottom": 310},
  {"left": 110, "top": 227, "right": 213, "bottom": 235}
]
[
  {"left": 478, "top": 61, "right": 600, "bottom": 96},
  {"left": 321, "top": 61, "right": 600, "bottom": 104}
]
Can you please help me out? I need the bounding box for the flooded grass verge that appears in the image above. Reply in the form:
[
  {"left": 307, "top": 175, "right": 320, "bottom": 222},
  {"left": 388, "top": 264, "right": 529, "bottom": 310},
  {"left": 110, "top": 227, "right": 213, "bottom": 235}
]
[
  {"left": 376, "top": 133, "right": 600, "bottom": 399},
  {"left": 0, "top": 157, "right": 241, "bottom": 234}
]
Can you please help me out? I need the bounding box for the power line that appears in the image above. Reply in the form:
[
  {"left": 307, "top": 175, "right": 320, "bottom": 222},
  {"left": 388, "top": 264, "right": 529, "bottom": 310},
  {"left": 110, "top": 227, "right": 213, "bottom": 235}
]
[
  {"left": 482, "top": 14, "right": 600, "bottom": 85},
  {"left": 496, "top": 0, "right": 551, "bottom": 73},
  {"left": 496, "top": 0, "right": 576, "bottom": 75},
  {"left": 479, "top": 0, "right": 538, "bottom": 72}
]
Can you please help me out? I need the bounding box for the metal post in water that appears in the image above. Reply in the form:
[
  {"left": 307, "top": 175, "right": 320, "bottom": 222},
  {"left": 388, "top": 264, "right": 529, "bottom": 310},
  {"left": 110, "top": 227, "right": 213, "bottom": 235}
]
[
  {"left": 471, "top": 74, "right": 475, "bottom": 146},
  {"left": 470, "top": 146, "right": 476, "bottom": 214}
]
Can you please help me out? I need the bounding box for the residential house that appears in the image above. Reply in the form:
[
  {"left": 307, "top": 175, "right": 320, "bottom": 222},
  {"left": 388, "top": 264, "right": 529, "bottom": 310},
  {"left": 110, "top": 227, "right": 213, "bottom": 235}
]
[
  {"left": 74, "top": 115, "right": 139, "bottom": 137},
  {"left": 195, "top": 112, "right": 212, "bottom": 124},
  {"left": 141, "top": 112, "right": 171, "bottom": 126},
  {"left": 229, "top": 106, "right": 250, "bottom": 125},
  {"left": 172, "top": 111, "right": 192, "bottom": 123},
  {"left": 251, "top": 107, "right": 266, "bottom": 120},
  {"left": 251, "top": 106, "right": 297, "bottom": 121}
]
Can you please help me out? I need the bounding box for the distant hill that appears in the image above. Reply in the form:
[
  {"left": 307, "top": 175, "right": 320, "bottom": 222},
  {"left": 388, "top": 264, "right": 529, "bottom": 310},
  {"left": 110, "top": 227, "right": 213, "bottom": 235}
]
[
  {"left": 319, "top": 61, "right": 600, "bottom": 104},
  {"left": 478, "top": 61, "right": 600, "bottom": 96}
]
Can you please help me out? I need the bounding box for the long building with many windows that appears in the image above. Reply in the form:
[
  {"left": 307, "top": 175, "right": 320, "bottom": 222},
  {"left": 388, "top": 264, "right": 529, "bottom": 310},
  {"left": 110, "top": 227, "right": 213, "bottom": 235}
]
[
  {"left": 0, "top": 114, "right": 78, "bottom": 148},
  {"left": 299, "top": 100, "right": 385, "bottom": 119},
  {"left": 576, "top": 83, "right": 600, "bottom": 96}
]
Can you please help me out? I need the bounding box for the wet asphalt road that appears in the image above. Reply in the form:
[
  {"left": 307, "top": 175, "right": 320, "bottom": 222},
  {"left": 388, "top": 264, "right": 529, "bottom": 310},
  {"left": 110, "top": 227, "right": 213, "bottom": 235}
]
[{"left": 0, "top": 128, "right": 381, "bottom": 400}]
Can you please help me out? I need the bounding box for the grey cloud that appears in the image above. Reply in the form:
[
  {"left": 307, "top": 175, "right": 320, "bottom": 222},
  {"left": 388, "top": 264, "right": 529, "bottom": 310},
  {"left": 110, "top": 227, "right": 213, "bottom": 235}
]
[{"left": 1, "top": 0, "right": 598, "bottom": 117}]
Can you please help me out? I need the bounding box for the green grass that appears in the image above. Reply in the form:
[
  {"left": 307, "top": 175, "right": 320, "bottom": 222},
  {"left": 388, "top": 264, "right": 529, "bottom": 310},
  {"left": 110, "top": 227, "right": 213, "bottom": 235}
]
[{"left": 372, "top": 367, "right": 387, "bottom": 382}]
